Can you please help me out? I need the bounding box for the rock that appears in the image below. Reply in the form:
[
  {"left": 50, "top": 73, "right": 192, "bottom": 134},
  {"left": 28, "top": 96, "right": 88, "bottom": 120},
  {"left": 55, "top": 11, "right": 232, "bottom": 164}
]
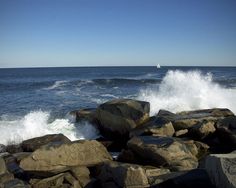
[
  {"left": 216, "top": 116, "right": 236, "bottom": 146},
  {"left": 98, "top": 161, "right": 170, "bottom": 188},
  {"left": 0, "top": 144, "right": 6, "bottom": 153},
  {"left": 189, "top": 120, "right": 216, "bottom": 139},
  {"left": 21, "top": 134, "right": 71, "bottom": 152},
  {"left": 205, "top": 152, "right": 236, "bottom": 188},
  {"left": 20, "top": 140, "right": 112, "bottom": 173},
  {"left": 158, "top": 108, "right": 234, "bottom": 131},
  {"left": 127, "top": 136, "right": 198, "bottom": 171},
  {"left": 30, "top": 172, "right": 80, "bottom": 188},
  {"left": 70, "top": 166, "right": 91, "bottom": 187},
  {"left": 117, "top": 149, "right": 139, "bottom": 164},
  {"left": 3, "top": 154, "right": 27, "bottom": 180},
  {"left": 177, "top": 108, "right": 234, "bottom": 117},
  {"left": 4, "top": 179, "right": 30, "bottom": 188},
  {"left": 152, "top": 169, "right": 215, "bottom": 188},
  {"left": 96, "top": 99, "right": 150, "bottom": 138},
  {"left": 174, "top": 129, "right": 188, "bottom": 137},
  {"left": 70, "top": 108, "right": 97, "bottom": 123},
  {"left": 157, "top": 110, "right": 177, "bottom": 121},
  {"left": 130, "top": 116, "right": 175, "bottom": 137}
]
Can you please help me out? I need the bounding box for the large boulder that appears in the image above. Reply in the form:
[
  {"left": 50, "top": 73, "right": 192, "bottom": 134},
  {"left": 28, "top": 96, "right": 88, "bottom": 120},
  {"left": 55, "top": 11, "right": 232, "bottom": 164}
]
[
  {"left": 21, "top": 134, "right": 71, "bottom": 152},
  {"left": 205, "top": 152, "right": 236, "bottom": 188},
  {"left": 130, "top": 116, "right": 175, "bottom": 137},
  {"left": 20, "top": 140, "right": 112, "bottom": 173},
  {"left": 127, "top": 136, "right": 198, "bottom": 171},
  {"left": 95, "top": 99, "right": 150, "bottom": 138},
  {"left": 98, "top": 161, "right": 170, "bottom": 188}
]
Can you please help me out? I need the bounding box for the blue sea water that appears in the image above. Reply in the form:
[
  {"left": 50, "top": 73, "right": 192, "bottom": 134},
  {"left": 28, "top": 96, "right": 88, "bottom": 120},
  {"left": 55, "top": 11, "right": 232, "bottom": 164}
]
[{"left": 0, "top": 66, "right": 236, "bottom": 144}]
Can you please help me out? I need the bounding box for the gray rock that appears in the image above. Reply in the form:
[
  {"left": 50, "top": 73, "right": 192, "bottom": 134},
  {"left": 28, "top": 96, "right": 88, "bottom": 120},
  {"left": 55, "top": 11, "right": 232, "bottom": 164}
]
[
  {"left": 205, "top": 152, "right": 236, "bottom": 188},
  {"left": 127, "top": 136, "right": 198, "bottom": 171},
  {"left": 96, "top": 99, "right": 150, "bottom": 138}
]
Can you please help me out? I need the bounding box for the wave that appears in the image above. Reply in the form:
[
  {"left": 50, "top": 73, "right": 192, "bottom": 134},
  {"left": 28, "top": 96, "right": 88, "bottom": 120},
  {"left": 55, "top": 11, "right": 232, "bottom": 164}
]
[
  {"left": 0, "top": 110, "right": 100, "bottom": 145},
  {"left": 138, "top": 70, "right": 236, "bottom": 115},
  {"left": 43, "top": 80, "right": 68, "bottom": 90}
]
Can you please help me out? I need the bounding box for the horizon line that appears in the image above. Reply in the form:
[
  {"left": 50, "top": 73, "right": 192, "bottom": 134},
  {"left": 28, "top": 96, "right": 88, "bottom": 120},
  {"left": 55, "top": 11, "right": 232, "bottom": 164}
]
[{"left": 0, "top": 65, "right": 236, "bottom": 69}]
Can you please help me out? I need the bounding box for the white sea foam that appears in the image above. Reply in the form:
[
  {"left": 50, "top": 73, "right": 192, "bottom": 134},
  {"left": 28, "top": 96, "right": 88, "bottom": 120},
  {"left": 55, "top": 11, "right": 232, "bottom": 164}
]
[
  {"left": 44, "top": 80, "right": 68, "bottom": 90},
  {"left": 0, "top": 110, "right": 100, "bottom": 145},
  {"left": 138, "top": 70, "right": 236, "bottom": 115}
]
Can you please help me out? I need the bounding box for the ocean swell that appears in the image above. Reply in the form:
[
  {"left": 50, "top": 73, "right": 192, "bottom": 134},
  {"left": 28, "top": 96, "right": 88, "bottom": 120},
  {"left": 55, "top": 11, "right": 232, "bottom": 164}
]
[{"left": 138, "top": 70, "right": 236, "bottom": 115}]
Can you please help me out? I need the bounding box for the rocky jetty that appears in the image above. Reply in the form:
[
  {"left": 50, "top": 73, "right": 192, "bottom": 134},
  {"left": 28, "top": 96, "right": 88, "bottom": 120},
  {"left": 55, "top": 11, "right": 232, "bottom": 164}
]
[{"left": 1, "top": 98, "right": 236, "bottom": 187}]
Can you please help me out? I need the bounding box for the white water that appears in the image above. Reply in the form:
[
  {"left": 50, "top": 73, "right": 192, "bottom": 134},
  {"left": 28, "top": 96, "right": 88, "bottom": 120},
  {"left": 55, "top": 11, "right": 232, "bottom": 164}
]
[
  {"left": 44, "top": 80, "right": 68, "bottom": 90},
  {"left": 0, "top": 111, "right": 99, "bottom": 145},
  {"left": 138, "top": 70, "right": 236, "bottom": 115}
]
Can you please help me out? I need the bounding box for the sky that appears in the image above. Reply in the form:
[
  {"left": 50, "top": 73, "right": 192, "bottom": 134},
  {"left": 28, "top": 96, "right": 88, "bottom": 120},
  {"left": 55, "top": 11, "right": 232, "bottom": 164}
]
[{"left": 0, "top": 0, "right": 236, "bottom": 68}]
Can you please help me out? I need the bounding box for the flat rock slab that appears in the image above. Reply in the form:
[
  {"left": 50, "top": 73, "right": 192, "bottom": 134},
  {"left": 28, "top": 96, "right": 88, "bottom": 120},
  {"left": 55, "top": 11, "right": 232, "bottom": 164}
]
[
  {"left": 205, "top": 153, "right": 236, "bottom": 188},
  {"left": 20, "top": 140, "right": 112, "bottom": 172}
]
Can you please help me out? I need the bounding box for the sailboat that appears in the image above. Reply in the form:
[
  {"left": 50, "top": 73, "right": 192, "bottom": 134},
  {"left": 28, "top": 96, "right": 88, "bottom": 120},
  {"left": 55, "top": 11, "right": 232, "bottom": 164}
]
[{"left": 156, "top": 64, "right": 161, "bottom": 69}]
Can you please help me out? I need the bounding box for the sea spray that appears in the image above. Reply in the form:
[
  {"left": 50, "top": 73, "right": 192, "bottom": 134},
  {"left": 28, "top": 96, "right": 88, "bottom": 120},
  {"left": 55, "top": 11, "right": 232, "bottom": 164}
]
[
  {"left": 0, "top": 110, "right": 99, "bottom": 145},
  {"left": 138, "top": 70, "right": 236, "bottom": 115}
]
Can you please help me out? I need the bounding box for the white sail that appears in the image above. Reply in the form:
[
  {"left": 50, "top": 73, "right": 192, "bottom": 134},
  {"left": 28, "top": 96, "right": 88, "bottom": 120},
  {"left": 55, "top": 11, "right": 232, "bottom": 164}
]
[{"left": 156, "top": 64, "right": 161, "bottom": 68}]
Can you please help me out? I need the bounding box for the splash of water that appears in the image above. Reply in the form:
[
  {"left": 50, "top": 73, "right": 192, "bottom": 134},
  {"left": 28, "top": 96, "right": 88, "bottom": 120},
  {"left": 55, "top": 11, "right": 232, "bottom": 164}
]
[
  {"left": 0, "top": 110, "right": 99, "bottom": 145},
  {"left": 138, "top": 70, "right": 236, "bottom": 115}
]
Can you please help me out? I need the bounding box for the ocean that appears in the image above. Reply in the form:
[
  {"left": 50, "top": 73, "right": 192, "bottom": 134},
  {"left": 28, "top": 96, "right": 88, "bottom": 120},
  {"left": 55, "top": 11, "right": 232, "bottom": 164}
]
[{"left": 0, "top": 66, "right": 236, "bottom": 145}]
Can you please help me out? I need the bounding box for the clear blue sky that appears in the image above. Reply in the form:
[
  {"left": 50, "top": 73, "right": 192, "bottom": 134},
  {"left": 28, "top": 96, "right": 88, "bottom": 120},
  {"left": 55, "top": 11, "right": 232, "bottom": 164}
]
[{"left": 0, "top": 0, "right": 236, "bottom": 67}]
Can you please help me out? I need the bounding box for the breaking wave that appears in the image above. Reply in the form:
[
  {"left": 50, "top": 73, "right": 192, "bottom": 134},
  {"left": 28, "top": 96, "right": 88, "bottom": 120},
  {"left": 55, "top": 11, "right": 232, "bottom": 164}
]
[
  {"left": 0, "top": 111, "right": 100, "bottom": 145},
  {"left": 138, "top": 70, "right": 236, "bottom": 115}
]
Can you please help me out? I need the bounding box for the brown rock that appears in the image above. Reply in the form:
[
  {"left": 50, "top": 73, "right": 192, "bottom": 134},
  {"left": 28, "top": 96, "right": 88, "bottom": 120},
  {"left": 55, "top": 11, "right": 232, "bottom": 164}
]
[
  {"left": 20, "top": 140, "right": 112, "bottom": 173},
  {"left": 30, "top": 172, "right": 80, "bottom": 188},
  {"left": 98, "top": 161, "right": 170, "bottom": 188},
  {"left": 130, "top": 116, "right": 175, "bottom": 137},
  {"left": 70, "top": 166, "right": 91, "bottom": 187},
  {"left": 127, "top": 136, "right": 198, "bottom": 171},
  {"left": 95, "top": 99, "right": 150, "bottom": 138},
  {"left": 22, "top": 134, "right": 71, "bottom": 152},
  {"left": 189, "top": 120, "right": 216, "bottom": 139}
]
